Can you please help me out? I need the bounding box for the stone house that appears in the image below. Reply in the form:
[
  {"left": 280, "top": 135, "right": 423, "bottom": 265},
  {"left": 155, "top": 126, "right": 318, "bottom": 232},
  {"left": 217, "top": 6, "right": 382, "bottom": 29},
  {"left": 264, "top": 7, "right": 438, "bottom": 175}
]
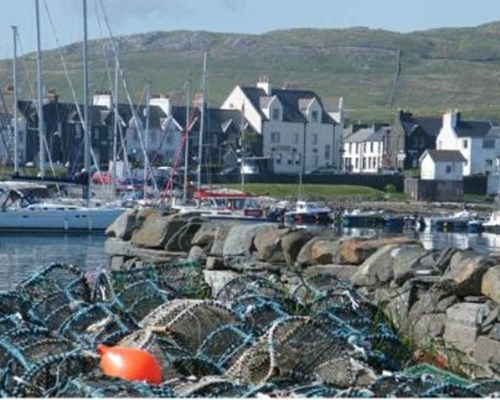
[
  {"left": 387, "top": 110, "right": 441, "bottom": 170},
  {"left": 436, "top": 111, "right": 500, "bottom": 176},
  {"left": 221, "top": 78, "right": 338, "bottom": 174}
]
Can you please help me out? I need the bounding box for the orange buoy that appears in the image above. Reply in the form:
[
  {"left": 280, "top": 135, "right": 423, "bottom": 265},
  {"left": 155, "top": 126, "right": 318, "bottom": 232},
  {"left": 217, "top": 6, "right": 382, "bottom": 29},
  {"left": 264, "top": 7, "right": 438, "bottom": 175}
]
[{"left": 97, "top": 344, "right": 162, "bottom": 384}]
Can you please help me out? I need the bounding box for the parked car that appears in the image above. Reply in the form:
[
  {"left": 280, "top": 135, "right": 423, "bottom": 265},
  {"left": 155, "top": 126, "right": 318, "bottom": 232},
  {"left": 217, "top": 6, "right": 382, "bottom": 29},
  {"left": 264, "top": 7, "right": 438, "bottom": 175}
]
[{"left": 305, "top": 165, "right": 340, "bottom": 175}]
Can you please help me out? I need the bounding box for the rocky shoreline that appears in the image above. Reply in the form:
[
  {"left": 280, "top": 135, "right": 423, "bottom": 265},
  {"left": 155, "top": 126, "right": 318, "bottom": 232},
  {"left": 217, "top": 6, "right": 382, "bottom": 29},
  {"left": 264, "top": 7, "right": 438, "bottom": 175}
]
[
  {"left": 105, "top": 210, "right": 500, "bottom": 379},
  {"left": 0, "top": 208, "right": 498, "bottom": 397}
]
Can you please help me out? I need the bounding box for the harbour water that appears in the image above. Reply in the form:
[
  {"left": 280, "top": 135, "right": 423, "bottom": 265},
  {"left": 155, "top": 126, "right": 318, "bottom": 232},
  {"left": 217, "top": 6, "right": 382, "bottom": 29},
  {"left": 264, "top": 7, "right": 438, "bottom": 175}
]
[
  {"left": 0, "top": 233, "right": 108, "bottom": 291},
  {"left": 1, "top": 228, "right": 500, "bottom": 292}
]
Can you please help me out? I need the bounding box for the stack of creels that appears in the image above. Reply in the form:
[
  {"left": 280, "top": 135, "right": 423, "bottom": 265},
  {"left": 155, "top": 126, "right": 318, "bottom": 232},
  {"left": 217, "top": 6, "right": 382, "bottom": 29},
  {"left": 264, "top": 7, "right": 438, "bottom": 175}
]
[
  {"left": 215, "top": 274, "right": 286, "bottom": 304},
  {"left": 55, "top": 372, "right": 174, "bottom": 398},
  {"left": 93, "top": 260, "right": 204, "bottom": 300},
  {"left": 0, "top": 326, "right": 97, "bottom": 397}
]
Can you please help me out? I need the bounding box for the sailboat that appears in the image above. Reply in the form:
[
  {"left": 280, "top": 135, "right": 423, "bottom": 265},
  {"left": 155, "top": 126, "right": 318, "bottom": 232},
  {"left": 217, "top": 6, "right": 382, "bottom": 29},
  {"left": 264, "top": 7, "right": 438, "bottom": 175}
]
[{"left": 0, "top": 0, "right": 125, "bottom": 232}]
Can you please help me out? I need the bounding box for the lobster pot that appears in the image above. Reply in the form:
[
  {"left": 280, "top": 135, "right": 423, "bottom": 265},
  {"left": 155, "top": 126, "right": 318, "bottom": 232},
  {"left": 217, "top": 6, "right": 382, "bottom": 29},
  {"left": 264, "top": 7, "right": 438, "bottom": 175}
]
[
  {"left": 0, "top": 327, "right": 97, "bottom": 397},
  {"left": 56, "top": 373, "right": 174, "bottom": 398},
  {"left": 215, "top": 274, "right": 285, "bottom": 303},
  {"left": 94, "top": 261, "right": 203, "bottom": 300},
  {"left": 59, "top": 303, "right": 137, "bottom": 348},
  {"left": 16, "top": 263, "right": 91, "bottom": 304},
  {"left": 0, "top": 292, "right": 31, "bottom": 321}
]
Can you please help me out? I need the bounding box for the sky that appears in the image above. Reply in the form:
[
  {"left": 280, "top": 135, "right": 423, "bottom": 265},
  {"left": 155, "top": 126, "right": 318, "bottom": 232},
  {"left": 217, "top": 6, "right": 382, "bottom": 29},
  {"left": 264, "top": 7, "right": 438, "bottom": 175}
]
[{"left": 1, "top": 0, "right": 500, "bottom": 59}]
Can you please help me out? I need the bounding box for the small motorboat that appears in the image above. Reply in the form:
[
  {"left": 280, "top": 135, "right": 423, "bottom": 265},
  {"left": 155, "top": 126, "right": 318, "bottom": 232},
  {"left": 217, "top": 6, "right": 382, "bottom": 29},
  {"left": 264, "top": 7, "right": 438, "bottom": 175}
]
[
  {"left": 342, "top": 209, "right": 385, "bottom": 228},
  {"left": 481, "top": 211, "right": 500, "bottom": 233},
  {"left": 422, "top": 210, "right": 477, "bottom": 232},
  {"left": 284, "top": 200, "right": 333, "bottom": 226}
]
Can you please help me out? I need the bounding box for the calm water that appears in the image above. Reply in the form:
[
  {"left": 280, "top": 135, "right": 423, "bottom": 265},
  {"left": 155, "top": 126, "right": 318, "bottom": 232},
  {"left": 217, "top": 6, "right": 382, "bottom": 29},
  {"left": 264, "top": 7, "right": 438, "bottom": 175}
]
[
  {"left": 0, "top": 233, "right": 109, "bottom": 291},
  {"left": 1, "top": 228, "right": 499, "bottom": 292}
]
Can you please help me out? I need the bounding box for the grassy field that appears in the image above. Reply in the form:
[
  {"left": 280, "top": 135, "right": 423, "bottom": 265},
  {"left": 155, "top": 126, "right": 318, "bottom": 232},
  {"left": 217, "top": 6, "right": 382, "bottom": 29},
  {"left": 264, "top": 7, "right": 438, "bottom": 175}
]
[{"left": 223, "top": 183, "right": 387, "bottom": 201}]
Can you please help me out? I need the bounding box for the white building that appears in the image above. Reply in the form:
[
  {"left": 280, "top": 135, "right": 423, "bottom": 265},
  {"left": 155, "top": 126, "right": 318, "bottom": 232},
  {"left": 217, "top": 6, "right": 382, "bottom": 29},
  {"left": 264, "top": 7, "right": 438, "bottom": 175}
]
[
  {"left": 342, "top": 126, "right": 389, "bottom": 173},
  {"left": 435, "top": 111, "right": 500, "bottom": 176},
  {"left": 221, "top": 78, "right": 338, "bottom": 174},
  {"left": 419, "top": 149, "right": 465, "bottom": 181}
]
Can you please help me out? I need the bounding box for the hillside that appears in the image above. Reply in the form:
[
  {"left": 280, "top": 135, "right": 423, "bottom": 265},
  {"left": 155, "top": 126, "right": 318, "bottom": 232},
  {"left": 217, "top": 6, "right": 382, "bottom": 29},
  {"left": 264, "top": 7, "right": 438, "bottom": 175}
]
[{"left": 3, "top": 22, "right": 500, "bottom": 122}]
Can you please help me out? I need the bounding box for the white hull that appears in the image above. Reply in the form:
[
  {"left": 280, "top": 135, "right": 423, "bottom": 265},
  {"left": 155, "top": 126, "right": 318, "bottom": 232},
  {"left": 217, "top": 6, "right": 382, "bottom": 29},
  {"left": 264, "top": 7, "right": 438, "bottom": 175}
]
[{"left": 0, "top": 203, "right": 125, "bottom": 232}]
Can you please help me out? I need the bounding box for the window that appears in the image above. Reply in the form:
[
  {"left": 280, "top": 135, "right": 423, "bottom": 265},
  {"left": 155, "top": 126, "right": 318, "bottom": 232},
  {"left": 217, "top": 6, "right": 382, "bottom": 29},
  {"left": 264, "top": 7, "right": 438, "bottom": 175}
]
[
  {"left": 486, "top": 159, "right": 493, "bottom": 167},
  {"left": 272, "top": 108, "right": 280, "bottom": 121},
  {"left": 370, "top": 142, "right": 374, "bottom": 152},
  {"left": 312, "top": 133, "right": 318, "bottom": 145},
  {"left": 462, "top": 139, "right": 468, "bottom": 149},
  {"left": 483, "top": 138, "right": 495, "bottom": 149},
  {"left": 276, "top": 153, "right": 282, "bottom": 164},
  {"left": 311, "top": 110, "right": 318, "bottom": 122},
  {"left": 313, "top": 155, "right": 319, "bottom": 167},
  {"left": 355, "top": 143, "right": 359, "bottom": 154},
  {"left": 294, "top": 133, "right": 299, "bottom": 144},
  {"left": 445, "top": 165, "right": 452, "bottom": 173},
  {"left": 349, "top": 143, "right": 353, "bottom": 153},
  {"left": 325, "top": 145, "right": 331, "bottom": 159},
  {"left": 271, "top": 132, "right": 280, "bottom": 143},
  {"left": 295, "top": 153, "right": 301, "bottom": 165}
]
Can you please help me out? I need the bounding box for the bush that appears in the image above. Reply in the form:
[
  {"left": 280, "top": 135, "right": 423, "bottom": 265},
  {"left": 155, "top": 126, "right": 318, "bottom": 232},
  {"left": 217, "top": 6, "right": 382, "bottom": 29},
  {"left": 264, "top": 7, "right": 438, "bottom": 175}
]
[{"left": 384, "top": 184, "right": 397, "bottom": 193}]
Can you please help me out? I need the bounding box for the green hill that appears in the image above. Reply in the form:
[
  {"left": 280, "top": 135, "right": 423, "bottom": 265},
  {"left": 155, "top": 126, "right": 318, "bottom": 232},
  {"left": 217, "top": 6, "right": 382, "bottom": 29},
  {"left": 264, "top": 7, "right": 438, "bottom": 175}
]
[{"left": 3, "top": 22, "right": 500, "bottom": 122}]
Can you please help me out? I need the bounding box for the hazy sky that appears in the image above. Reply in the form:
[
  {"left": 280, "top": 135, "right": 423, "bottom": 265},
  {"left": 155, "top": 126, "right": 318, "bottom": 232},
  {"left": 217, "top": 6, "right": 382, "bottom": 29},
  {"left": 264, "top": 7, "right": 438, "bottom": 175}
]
[{"left": 1, "top": 0, "right": 499, "bottom": 59}]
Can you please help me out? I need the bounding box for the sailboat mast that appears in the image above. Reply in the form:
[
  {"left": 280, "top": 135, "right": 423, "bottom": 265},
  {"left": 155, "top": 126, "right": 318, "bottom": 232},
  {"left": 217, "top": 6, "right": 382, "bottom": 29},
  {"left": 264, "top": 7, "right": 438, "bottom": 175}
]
[
  {"left": 197, "top": 51, "right": 207, "bottom": 190},
  {"left": 35, "top": 0, "right": 45, "bottom": 176},
  {"left": 144, "top": 81, "right": 151, "bottom": 200},
  {"left": 183, "top": 81, "right": 190, "bottom": 203},
  {"left": 111, "top": 41, "right": 119, "bottom": 196},
  {"left": 11, "top": 26, "right": 18, "bottom": 175},
  {"left": 82, "top": 0, "right": 90, "bottom": 204}
]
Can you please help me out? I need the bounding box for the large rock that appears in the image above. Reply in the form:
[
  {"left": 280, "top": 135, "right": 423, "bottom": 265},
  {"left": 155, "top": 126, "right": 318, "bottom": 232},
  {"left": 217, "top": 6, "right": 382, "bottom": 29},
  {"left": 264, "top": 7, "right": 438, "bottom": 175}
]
[
  {"left": 391, "top": 246, "right": 433, "bottom": 285},
  {"left": 443, "top": 302, "right": 490, "bottom": 354},
  {"left": 482, "top": 265, "right": 500, "bottom": 304},
  {"left": 442, "top": 252, "right": 492, "bottom": 297},
  {"left": 473, "top": 336, "right": 500, "bottom": 365},
  {"left": 374, "top": 286, "right": 416, "bottom": 330},
  {"left": 337, "top": 236, "right": 415, "bottom": 265},
  {"left": 210, "top": 223, "right": 236, "bottom": 257},
  {"left": 411, "top": 313, "right": 446, "bottom": 347},
  {"left": 223, "top": 223, "right": 278, "bottom": 259},
  {"left": 281, "top": 229, "right": 315, "bottom": 265},
  {"left": 304, "top": 264, "right": 358, "bottom": 282},
  {"left": 191, "top": 221, "right": 220, "bottom": 249},
  {"left": 104, "top": 237, "right": 185, "bottom": 262},
  {"left": 350, "top": 244, "right": 398, "bottom": 287},
  {"left": 165, "top": 218, "right": 204, "bottom": 252},
  {"left": 253, "top": 226, "right": 288, "bottom": 263},
  {"left": 203, "top": 270, "right": 240, "bottom": 297},
  {"left": 131, "top": 212, "right": 186, "bottom": 248},
  {"left": 105, "top": 208, "right": 137, "bottom": 240}
]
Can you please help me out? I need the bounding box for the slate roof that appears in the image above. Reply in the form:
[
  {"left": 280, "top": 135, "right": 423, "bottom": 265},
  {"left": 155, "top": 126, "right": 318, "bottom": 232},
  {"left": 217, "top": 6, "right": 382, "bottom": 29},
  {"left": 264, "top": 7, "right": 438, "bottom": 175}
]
[
  {"left": 239, "top": 86, "right": 334, "bottom": 124},
  {"left": 453, "top": 120, "right": 497, "bottom": 138},
  {"left": 399, "top": 114, "right": 442, "bottom": 137},
  {"left": 421, "top": 150, "right": 466, "bottom": 163},
  {"left": 170, "top": 106, "right": 243, "bottom": 135},
  {"left": 344, "top": 126, "right": 389, "bottom": 143}
]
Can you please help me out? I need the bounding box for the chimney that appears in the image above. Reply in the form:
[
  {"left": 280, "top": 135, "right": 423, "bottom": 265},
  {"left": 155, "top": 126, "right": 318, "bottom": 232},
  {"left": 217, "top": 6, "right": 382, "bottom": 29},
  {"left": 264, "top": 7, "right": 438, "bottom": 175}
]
[
  {"left": 257, "top": 75, "right": 272, "bottom": 96},
  {"left": 149, "top": 94, "right": 171, "bottom": 115},
  {"left": 443, "top": 109, "right": 459, "bottom": 129}
]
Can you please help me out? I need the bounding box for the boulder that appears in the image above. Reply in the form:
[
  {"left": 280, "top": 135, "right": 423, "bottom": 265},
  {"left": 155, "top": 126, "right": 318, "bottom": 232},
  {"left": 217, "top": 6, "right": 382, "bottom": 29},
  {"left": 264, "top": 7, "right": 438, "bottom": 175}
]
[
  {"left": 309, "top": 239, "right": 340, "bottom": 265},
  {"left": 391, "top": 246, "right": 433, "bottom": 285},
  {"left": 188, "top": 245, "right": 207, "bottom": 264},
  {"left": 373, "top": 286, "right": 415, "bottom": 330},
  {"left": 481, "top": 265, "right": 500, "bottom": 304},
  {"left": 350, "top": 244, "right": 398, "bottom": 287},
  {"left": 304, "top": 265, "right": 358, "bottom": 282},
  {"left": 206, "top": 256, "right": 225, "bottom": 270},
  {"left": 131, "top": 212, "right": 186, "bottom": 249},
  {"left": 337, "top": 236, "right": 415, "bottom": 265},
  {"left": 411, "top": 313, "right": 446, "bottom": 347},
  {"left": 210, "top": 223, "right": 236, "bottom": 257},
  {"left": 165, "top": 218, "right": 204, "bottom": 252},
  {"left": 191, "top": 221, "right": 220, "bottom": 249},
  {"left": 253, "top": 226, "right": 288, "bottom": 263},
  {"left": 443, "top": 302, "right": 490, "bottom": 354},
  {"left": 442, "top": 252, "right": 493, "bottom": 297},
  {"left": 281, "top": 229, "right": 315, "bottom": 265},
  {"left": 105, "top": 208, "right": 137, "bottom": 240},
  {"left": 473, "top": 336, "right": 500, "bottom": 365},
  {"left": 104, "top": 237, "right": 185, "bottom": 262},
  {"left": 223, "top": 223, "right": 278, "bottom": 259}
]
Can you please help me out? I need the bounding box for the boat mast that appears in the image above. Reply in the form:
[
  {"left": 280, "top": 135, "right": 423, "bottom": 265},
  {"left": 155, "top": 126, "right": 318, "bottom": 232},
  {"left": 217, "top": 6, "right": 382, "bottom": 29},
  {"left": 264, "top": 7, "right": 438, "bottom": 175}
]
[
  {"left": 82, "top": 0, "right": 91, "bottom": 204},
  {"left": 144, "top": 81, "right": 151, "bottom": 200},
  {"left": 11, "top": 26, "right": 18, "bottom": 175},
  {"left": 111, "top": 41, "right": 119, "bottom": 196},
  {"left": 183, "top": 80, "right": 190, "bottom": 203},
  {"left": 197, "top": 51, "right": 207, "bottom": 190},
  {"left": 35, "top": 0, "right": 45, "bottom": 176}
]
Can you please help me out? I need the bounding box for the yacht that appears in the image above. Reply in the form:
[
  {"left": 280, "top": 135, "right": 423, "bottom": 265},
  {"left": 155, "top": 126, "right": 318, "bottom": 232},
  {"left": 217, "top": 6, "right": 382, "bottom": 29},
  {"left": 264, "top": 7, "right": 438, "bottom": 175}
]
[{"left": 284, "top": 200, "right": 333, "bottom": 226}]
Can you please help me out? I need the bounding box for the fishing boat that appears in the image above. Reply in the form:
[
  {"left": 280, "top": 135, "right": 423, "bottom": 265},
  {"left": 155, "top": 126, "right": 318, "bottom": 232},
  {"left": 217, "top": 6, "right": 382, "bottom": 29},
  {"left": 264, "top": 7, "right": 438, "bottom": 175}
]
[
  {"left": 342, "top": 209, "right": 385, "bottom": 228},
  {"left": 481, "top": 210, "right": 500, "bottom": 233},
  {"left": 422, "top": 210, "right": 478, "bottom": 232}
]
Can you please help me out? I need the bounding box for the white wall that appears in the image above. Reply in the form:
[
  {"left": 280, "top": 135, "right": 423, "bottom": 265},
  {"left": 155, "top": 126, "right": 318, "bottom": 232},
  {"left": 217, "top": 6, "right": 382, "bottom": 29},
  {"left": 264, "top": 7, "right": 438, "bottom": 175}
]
[
  {"left": 263, "top": 120, "right": 303, "bottom": 174},
  {"left": 221, "top": 86, "right": 263, "bottom": 133},
  {"left": 342, "top": 140, "right": 383, "bottom": 173},
  {"left": 420, "top": 155, "right": 463, "bottom": 181}
]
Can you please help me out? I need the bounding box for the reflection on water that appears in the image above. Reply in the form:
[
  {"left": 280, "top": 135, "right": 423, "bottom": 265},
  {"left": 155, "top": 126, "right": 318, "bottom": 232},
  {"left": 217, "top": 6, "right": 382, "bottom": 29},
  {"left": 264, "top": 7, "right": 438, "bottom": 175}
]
[
  {"left": 0, "top": 233, "right": 109, "bottom": 291},
  {"left": 338, "top": 227, "right": 500, "bottom": 257}
]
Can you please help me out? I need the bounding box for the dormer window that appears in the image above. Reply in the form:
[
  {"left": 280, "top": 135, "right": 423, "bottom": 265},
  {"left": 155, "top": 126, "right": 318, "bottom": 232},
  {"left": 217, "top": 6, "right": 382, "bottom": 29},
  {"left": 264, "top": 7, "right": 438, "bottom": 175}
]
[
  {"left": 272, "top": 108, "right": 280, "bottom": 121},
  {"left": 311, "top": 110, "right": 319, "bottom": 122}
]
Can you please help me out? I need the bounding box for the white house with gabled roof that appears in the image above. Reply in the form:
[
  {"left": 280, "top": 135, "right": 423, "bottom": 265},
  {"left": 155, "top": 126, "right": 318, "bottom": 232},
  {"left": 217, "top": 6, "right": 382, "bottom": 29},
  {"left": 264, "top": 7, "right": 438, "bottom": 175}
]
[
  {"left": 435, "top": 110, "right": 500, "bottom": 176},
  {"left": 220, "top": 78, "right": 338, "bottom": 174}
]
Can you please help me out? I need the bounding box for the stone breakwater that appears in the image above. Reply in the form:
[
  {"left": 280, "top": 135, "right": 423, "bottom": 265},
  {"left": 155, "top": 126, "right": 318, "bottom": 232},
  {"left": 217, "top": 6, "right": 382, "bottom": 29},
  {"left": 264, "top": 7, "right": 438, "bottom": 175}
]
[
  {"left": 106, "top": 209, "right": 500, "bottom": 378},
  {"left": 1, "top": 209, "right": 499, "bottom": 397}
]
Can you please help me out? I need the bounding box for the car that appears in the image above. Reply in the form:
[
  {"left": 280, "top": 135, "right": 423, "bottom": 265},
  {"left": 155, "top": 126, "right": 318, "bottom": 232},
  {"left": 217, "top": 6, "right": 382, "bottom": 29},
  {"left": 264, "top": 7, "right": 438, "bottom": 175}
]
[{"left": 305, "top": 165, "right": 340, "bottom": 175}]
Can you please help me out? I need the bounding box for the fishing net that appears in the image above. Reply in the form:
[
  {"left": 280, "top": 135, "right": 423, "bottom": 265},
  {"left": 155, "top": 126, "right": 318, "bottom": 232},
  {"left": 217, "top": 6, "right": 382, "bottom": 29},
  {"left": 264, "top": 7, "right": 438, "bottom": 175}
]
[
  {"left": 0, "top": 292, "right": 31, "bottom": 320},
  {"left": 215, "top": 274, "right": 286, "bottom": 303},
  {"left": 174, "top": 375, "right": 243, "bottom": 398}
]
